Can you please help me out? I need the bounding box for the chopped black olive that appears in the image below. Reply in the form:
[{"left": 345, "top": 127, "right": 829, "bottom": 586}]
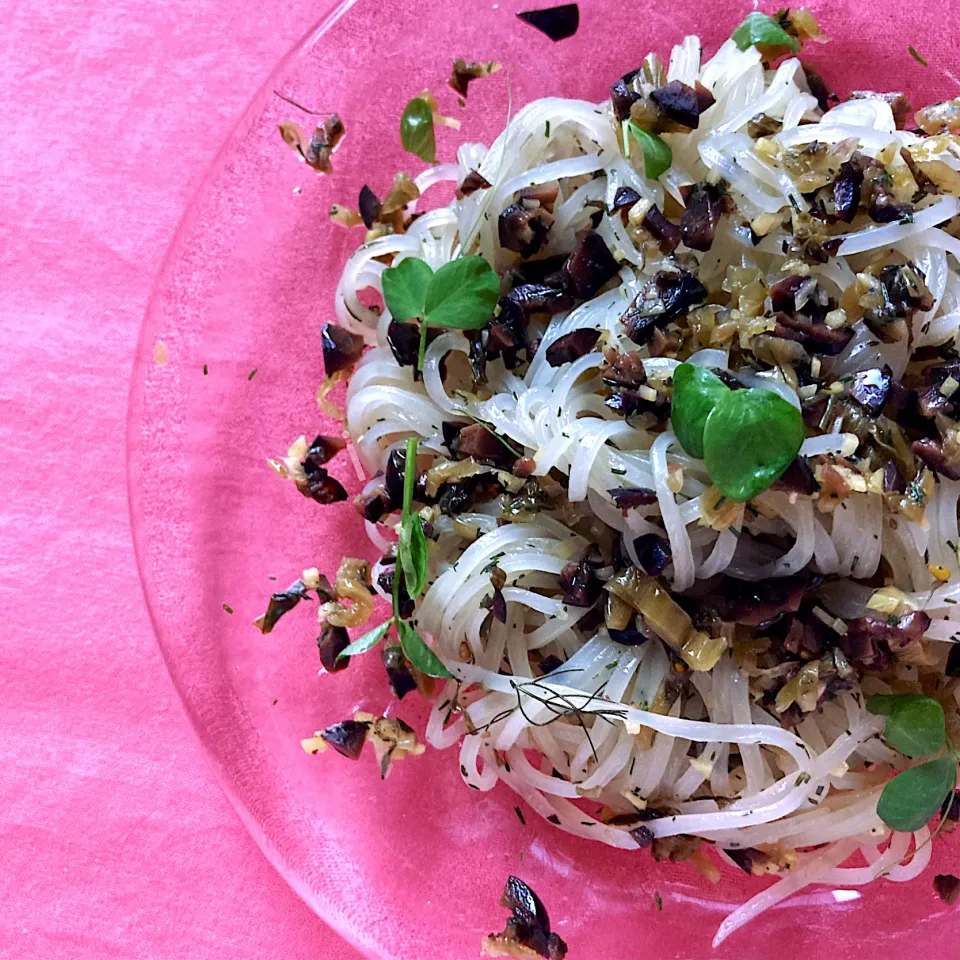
[
  {"left": 321, "top": 719, "right": 369, "bottom": 760},
  {"left": 516, "top": 3, "right": 580, "bottom": 41},
  {"left": 321, "top": 322, "right": 364, "bottom": 375},
  {"left": 563, "top": 231, "right": 620, "bottom": 299},
  {"left": 317, "top": 623, "right": 350, "bottom": 673},
  {"left": 386, "top": 320, "right": 421, "bottom": 367},
  {"left": 633, "top": 533, "right": 671, "bottom": 575},
  {"left": 544, "top": 329, "right": 601, "bottom": 366},
  {"left": 358, "top": 184, "right": 381, "bottom": 228},
  {"left": 650, "top": 80, "right": 715, "bottom": 129}
]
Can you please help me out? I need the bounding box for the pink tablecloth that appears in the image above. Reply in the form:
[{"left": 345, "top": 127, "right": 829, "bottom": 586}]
[{"left": 0, "top": 1, "right": 362, "bottom": 956}]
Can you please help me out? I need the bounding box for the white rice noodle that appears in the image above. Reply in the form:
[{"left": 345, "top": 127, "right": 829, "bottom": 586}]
[
  {"left": 837, "top": 196, "right": 960, "bottom": 257},
  {"left": 651, "top": 431, "right": 696, "bottom": 591},
  {"left": 713, "top": 840, "right": 860, "bottom": 947},
  {"left": 331, "top": 37, "right": 960, "bottom": 948}
]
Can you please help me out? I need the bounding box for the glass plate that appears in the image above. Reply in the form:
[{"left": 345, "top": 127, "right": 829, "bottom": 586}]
[{"left": 128, "top": 1, "right": 960, "bottom": 956}]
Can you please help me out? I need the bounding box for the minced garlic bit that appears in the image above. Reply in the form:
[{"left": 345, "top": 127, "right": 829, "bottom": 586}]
[
  {"left": 628, "top": 197, "right": 653, "bottom": 225},
  {"left": 301, "top": 733, "right": 328, "bottom": 755},
  {"left": 637, "top": 384, "right": 659, "bottom": 403},
  {"left": 811, "top": 606, "right": 848, "bottom": 635},
  {"left": 839, "top": 434, "right": 860, "bottom": 457},
  {"left": 666, "top": 463, "right": 684, "bottom": 494},
  {"left": 866, "top": 585, "right": 918, "bottom": 617},
  {"left": 824, "top": 308, "right": 847, "bottom": 329},
  {"left": 622, "top": 787, "right": 648, "bottom": 811},
  {"left": 940, "top": 375, "right": 960, "bottom": 398},
  {"left": 268, "top": 434, "right": 309, "bottom": 485},
  {"left": 699, "top": 485, "right": 744, "bottom": 531},
  {"left": 689, "top": 754, "right": 715, "bottom": 778}
]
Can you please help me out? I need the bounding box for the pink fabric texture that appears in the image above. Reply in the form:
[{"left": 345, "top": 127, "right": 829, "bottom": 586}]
[
  {"left": 5, "top": 0, "right": 960, "bottom": 957},
  {"left": 0, "top": 0, "right": 361, "bottom": 956}
]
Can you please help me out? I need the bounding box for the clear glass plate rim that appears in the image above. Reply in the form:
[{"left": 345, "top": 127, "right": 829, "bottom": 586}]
[{"left": 125, "top": 3, "right": 381, "bottom": 957}]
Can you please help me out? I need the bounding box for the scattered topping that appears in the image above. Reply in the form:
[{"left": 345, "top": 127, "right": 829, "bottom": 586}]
[
  {"left": 400, "top": 96, "right": 436, "bottom": 163},
  {"left": 458, "top": 170, "right": 494, "bottom": 199},
  {"left": 831, "top": 157, "right": 865, "bottom": 222},
  {"left": 361, "top": 712, "right": 426, "bottom": 778},
  {"left": 448, "top": 59, "right": 503, "bottom": 97},
  {"left": 255, "top": 571, "right": 332, "bottom": 634},
  {"left": 610, "top": 487, "right": 657, "bottom": 508},
  {"left": 563, "top": 231, "right": 620, "bottom": 299},
  {"left": 847, "top": 366, "right": 892, "bottom": 417},
  {"left": 329, "top": 204, "right": 362, "bottom": 228},
  {"left": 516, "top": 4, "right": 580, "bottom": 42},
  {"left": 453, "top": 423, "right": 516, "bottom": 466},
  {"left": 731, "top": 12, "right": 799, "bottom": 57},
  {"left": 602, "top": 348, "right": 647, "bottom": 388},
  {"left": 321, "top": 719, "right": 369, "bottom": 760},
  {"left": 650, "top": 81, "right": 715, "bottom": 130},
  {"left": 679, "top": 182, "right": 733, "bottom": 252},
  {"left": 672, "top": 360, "right": 805, "bottom": 500},
  {"left": 386, "top": 319, "right": 421, "bottom": 367},
  {"left": 839, "top": 612, "right": 931, "bottom": 668},
  {"left": 559, "top": 545, "right": 603, "bottom": 606},
  {"left": 358, "top": 184, "right": 382, "bottom": 228},
  {"left": 914, "top": 97, "right": 960, "bottom": 135},
  {"left": 934, "top": 874, "right": 960, "bottom": 905},
  {"left": 622, "top": 270, "right": 707, "bottom": 343},
  {"left": 320, "top": 557, "right": 375, "bottom": 629},
  {"left": 482, "top": 876, "right": 568, "bottom": 959},
  {"left": 545, "top": 329, "right": 601, "bottom": 366},
  {"left": 321, "top": 323, "right": 364, "bottom": 375},
  {"left": 278, "top": 114, "right": 345, "bottom": 174},
  {"left": 671, "top": 364, "right": 729, "bottom": 460},
  {"left": 642, "top": 206, "right": 681, "bottom": 253},
  {"left": 610, "top": 185, "right": 641, "bottom": 214},
  {"left": 382, "top": 644, "right": 418, "bottom": 700},
  {"left": 908, "top": 45, "right": 929, "bottom": 68},
  {"left": 317, "top": 623, "right": 350, "bottom": 673},
  {"left": 802, "top": 64, "right": 835, "bottom": 113},
  {"left": 720, "top": 576, "right": 807, "bottom": 627},
  {"left": 913, "top": 438, "right": 960, "bottom": 481},
  {"left": 499, "top": 203, "right": 552, "bottom": 258},
  {"left": 301, "top": 452, "right": 349, "bottom": 505},
  {"left": 633, "top": 533, "right": 672, "bottom": 576},
  {"left": 772, "top": 457, "right": 817, "bottom": 496},
  {"left": 607, "top": 570, "right": 692, "bottom": 649}
]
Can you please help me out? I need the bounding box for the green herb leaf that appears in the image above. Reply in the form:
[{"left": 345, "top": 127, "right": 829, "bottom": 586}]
[
  {"left": 399, "top": 513, "right": 429, "bottom": 596},
  {"left": 400, "top": 96, "right": 436, "bottom": 163},
  {"left": 671, "top": 363, "right": 730, "bottom": 459},
  {"left": 702, "top": 388, "right": 805, "bottom": 501},
  {"left": 867, "top": 693, "right": 946, "bottom": 758},
  {"left": 624, "top": 121, "right": 672, "bottom": 179},
  {"left": 382, "top": 257, "right": 433, "bottom": 322},
  {"left": 398, "top": 437, "right": 429, "bottom": 596},
  {"left": 424, "top": 256, "right": 500, "bottom": 330},
  {"left": 908, "top": 45, "right": 928, "bottom": 67},
  {"left": 338, "top": 620, "right": 391, "bottom": 660},
  {"left": 731, "top": 12, "right": 799, "bottom": 53},
  {"left": 397, "top": 618, "right": 453, "bottom": 678},
  {"left": 877, "top": 758, "right": 957, "bottom": 832}
]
